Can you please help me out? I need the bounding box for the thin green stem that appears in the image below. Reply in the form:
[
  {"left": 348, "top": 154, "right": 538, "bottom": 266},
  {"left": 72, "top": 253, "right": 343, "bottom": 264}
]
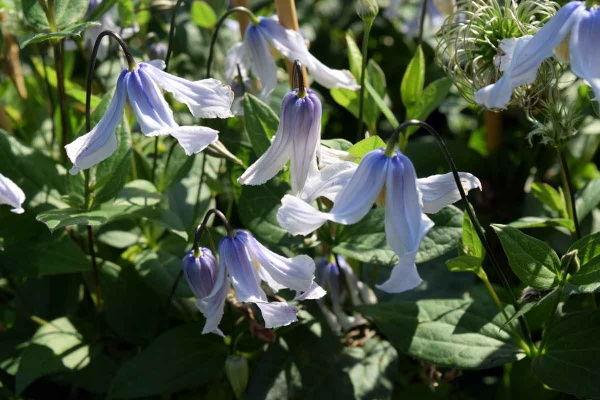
[
  {"left": 192, "top": 154, "right": 209, "bottom": 226},
  {"left": 357, "top": 20, "right": 372, "bottom": 141},
  {"left": 557, "top": 148, "right": 581, "bottom": 239},
  {"left": 53, "top": 40, "right": 68, "bottom": 160},
  {"left": 417, "top": 0, "right": 428, "bottom": 46}
]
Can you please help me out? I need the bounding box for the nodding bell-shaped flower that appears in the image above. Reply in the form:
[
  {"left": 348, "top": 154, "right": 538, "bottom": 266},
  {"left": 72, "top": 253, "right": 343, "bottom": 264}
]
[
  {"left": 229, "top": 16, "right": 359, "bottom": 98},
  {"left": 218, "top": 230, "right": 325, "bottom": 329},
  {"left": 65, "top": 60, "right": 234, "bottom": 174},
  {"left": 0, "top": 173, "right": 25, "bottom": 214},
  {"left": 475, "top": 1, "right": 600, "bottom": 109},
  {"left": 182, "top": 248, "right": 229, "bottom": 336},
  {"left": 277, "top": 148, "right": 481, "bottom": 293},
  {"left": 238, "top": 88, "right": 322, "bottom": 195},
  {"left": 315, "top": 256, "right": 376, "bottom": 333}
]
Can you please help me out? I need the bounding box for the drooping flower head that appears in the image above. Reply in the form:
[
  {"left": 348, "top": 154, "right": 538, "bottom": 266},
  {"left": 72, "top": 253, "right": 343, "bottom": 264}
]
[
  {"left": 185, "top": 229, "right": 325, "bottom": 335},
  {"left": 0, "top": 173, "right": 25, "bottom": 214},
  {"left": 277, "top": 148, "right": 481, "bottom": 293},
  {"left": 474, "top": 1, "right": 600, "bottom": 109},
  {"left": 66, "top": 60, "right": 234, "bottom": 174},
  {"left": 228, "top": 16, "right": 359, "bottom": 99},
  {"left": 238, "top": 88, "right": 322, "bottom": 195}
]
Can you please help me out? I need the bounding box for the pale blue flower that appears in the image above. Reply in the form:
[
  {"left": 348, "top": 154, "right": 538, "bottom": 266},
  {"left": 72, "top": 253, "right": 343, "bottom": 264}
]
[
  {"left": 213, "top": 230, "right": 324, "bottom": 330},
  {"left": 66, "top": 60, "right": 234, "bottom": 174},
  {"left": 238, "top": 89, "right": 322, "bottom": 195},
  {"left": 0, "top": 173, "right": 25, "bottom": 214},
  {"left": 277, "top": 148, "right": 481, "bottom": 293},
  {"left": 227, "top": 17, "right": 359, "bottom": 98},
  {"left": 182, "top": 248, "right": 229, "bottom": 336},
  {"left": 475, "top": 1, "right": 600, "bottom": 109}
]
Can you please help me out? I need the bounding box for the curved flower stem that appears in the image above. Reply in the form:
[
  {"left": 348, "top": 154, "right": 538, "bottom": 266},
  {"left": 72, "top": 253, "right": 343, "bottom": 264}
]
[
  {"left": 206, "top": 6, "right": 259, "bottom": 78},
  {"left": 193, "top": 208, "right": 235, "bottom": 251},
  {"left": 557, "top": 148, "right": 581, "bottom": 240},
  {"left": 83, "top": 30, "right": 135, "bottom": 310},
  {"left": 387, "top": 119, "right": 535, "bottom": 352},
  {"left": 417, "top": 0, "right": 428, "bottom": 46},
  {"left": 357, "top": 19, "right": 373, "bottom": 141}
]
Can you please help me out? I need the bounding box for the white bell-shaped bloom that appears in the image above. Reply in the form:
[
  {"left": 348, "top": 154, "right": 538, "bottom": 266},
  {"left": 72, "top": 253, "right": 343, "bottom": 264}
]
[{"left": 0, "top": 173, "right": 26, "bottom": 214}]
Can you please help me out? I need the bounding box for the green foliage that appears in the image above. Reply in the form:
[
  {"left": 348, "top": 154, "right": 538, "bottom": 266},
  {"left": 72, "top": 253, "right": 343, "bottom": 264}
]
[
  {"left": 567, "top": 232, "right": 600, "bottom": 285},
  {"left": 19, "top": 22, "right": 101, "bottom": 48},
  {"left": 400, "top": 46, "right": 425, "bottom": 109},
  {"left": 243, "top": 93, "right": 279, "bottom": 157},
  {"left": 190, "top": 1, "right": 218, "bottom": 29}
]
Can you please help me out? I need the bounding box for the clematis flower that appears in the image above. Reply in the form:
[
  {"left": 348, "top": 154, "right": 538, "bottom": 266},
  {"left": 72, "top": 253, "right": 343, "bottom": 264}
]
[
  {"left": 0, "top": 173, "right": 25, "bottom": 214},
  {"left": 238, "top": 88, "right": 322, "bottom": 195},
  {"left": 475, "top": 1, "right": 600, "bottom": 109},
  {"left": 277, "top": 148, "right": 481, "bottom": 293},
  {"left": 182, "top": 248, "right": 229, "bottom": 336},
  {"left": 315, "top": 255, "right": 376, "bottom": 333},
  {"left": 186, "top": 230, "right": 325, "bottom": 335},
  {"left": 66, "top": 60, "right": 234, "bottom": 174},
  {"left": 228, "top": 16, "right": 359, "bottom": 98}
]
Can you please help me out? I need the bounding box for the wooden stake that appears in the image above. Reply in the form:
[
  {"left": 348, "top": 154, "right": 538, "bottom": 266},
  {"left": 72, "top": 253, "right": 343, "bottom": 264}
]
[{"left": 275, "top": 0, "right": 309, "bottom": 89}]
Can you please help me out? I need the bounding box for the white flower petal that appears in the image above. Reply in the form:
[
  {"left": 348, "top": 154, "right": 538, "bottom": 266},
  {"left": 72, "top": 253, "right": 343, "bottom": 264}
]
[
  {"left": 376, "top": 252, "right": 423, "bottom": 293},
  {"left": 156, "top": 126, "right": 219, "bottom": 155},
  {"left": 65, "top": 70, "right": 127, "bottom": 174},
  {"left": 141, "top": 62, "right": 234, "bottom": 119},
  {"left": 294, "top": 281, "right": 327, "bottom": 301},
  {"left": 277, "top": 194, "right": 330, "bottom": 235},
  {"left": 238, "top": 92, "right": 296, "bottom": 186},
  {"left": 418, "top": 172, "right": 481, "bottom": 214},
  {"left": 244, "top": 25, "right": 278, "bottom": 98},
  {"left": 319, "top": 145, "right": 356, "bottom": 168},
  {"left": 570, "top": 7, "right": 600, "bottom": 101},
  {"left": 0, "top": 173, "right": 25, "bottom": 214},
  {"left": 196, "top": 277, "right": 230, "bottom": 336},
  {"left": 255, "top": 302, "right": 298, "bottom": 328},
  {"left": 257, "top": 17, "right": 359, "bottom": 90},
  {"left": 225, "top": 42, "right": 250, "bottom": 84},
  {"left": 300, "top": 161, "right": 357, "bottom": 203}
]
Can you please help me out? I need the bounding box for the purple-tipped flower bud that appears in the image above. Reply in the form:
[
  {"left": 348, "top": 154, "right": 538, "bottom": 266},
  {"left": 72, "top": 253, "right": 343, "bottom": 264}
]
[
  {"left": 148, "top": 42, "right": 168, "bottom": 60},
  {"left": 182, "top": 248, "right": 218, "bottom": 299},
  {"left": 225, "top": 355, "right": 249, "bottom": 400}
]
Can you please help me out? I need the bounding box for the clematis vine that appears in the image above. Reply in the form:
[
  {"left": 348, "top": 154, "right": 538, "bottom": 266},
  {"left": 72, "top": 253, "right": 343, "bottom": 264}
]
[
  {"left": 277, "top": 141, "right": 481, "bottom": 293},
  {"left": 66, "top": 32, "right": 234, "bottom": 175},
  {"left": 183, "top": 209, "right": 325, "bottom": 336},
  {"left": 315, "top": 255, "right": 376, "bottom": 333},
  {"left": 223, "top": 12, "right": 359, "bottom": 98},
  {"left": 475, "top": 1, "right": 600, "bottom": 109},
  {"left": 0, "top": 173, "right": 25, "bottom": 214}
]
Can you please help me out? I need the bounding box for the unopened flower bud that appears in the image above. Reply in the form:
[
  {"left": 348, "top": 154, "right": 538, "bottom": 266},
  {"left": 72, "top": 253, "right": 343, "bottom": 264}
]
[
  {"left": 225, "top": 355, "right": 249, "bottom": 400},
  {"left": 561, "top": 249, "right": 580, "bottom": 276},
  {"left": 356, "top": 0, "right": 379, "bottom": 22},
  {"left": 148, "top": 42, "right": 168, "bottom": 60},
  {"left": 182, "top": 248, "right": 218, "bottom": 299}
]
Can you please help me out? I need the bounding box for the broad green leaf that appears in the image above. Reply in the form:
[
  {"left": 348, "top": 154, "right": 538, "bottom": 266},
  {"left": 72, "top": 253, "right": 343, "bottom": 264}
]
[
  {"left": 462, "top": 211, "right": 484, "bottom": 258},
  {"left": 114, "top": 180, "right": 161, "bottom": 207},
  {"left": 400, "top": 45, "right": 425, "bottom": 108},
  {"left": 238, "top": 179, "right": 302, "bottom": 247},
  {"left": 446, "top": 255, "right": 485, "bottom": 279},
  {"left": 405, "top": 77, "right": 452, "bottom": 123},
  {"left": 109, "top": 324, "right": 228, "bottom": 398},
  {"left": 321, "top": 138, "right": 353, "bottom": 151},
  {"left": 532, "top": 310, "right": 600, "bottom": 398},
  {"left": 567, "top": 232, "right": 600, "bottom": 285},
  {"left": 96, "top": 261, "right": 163, "bottom": 344},
  {"left": 359, "top": 298, "right": 523, "bottom": 369},
  {"left": 134, "top": 250, "right": 193, "bottom": 301},
  {"left": 347, "top": 136, "right": 386, "bottom": 159},
  {"left": 530, "top": 182, "right": 566, "bottom": 214},
  {"left": 19, "top": 21, "right": 101, "bottom": 48},
  {"left": 365, "top": 81, "right": 399, "bottom": 129},
  {"left": 190, "top": 1, "right": 217, "bottom": 28},
  {"left": 16, "top": 318, "right": 92, "bottom": 394},
  {"left": 22, "top": 0, "right": 50, "bottom": 30},
  {"left": 334, "top": 205, "right": 463, "bottom": 265},
  {"left": 54, "top": 0, "right": 89, "bottom": 28},
  {"left": 508, "top": 217, "right": 574, "bottom": 230},
  {"left": 243, "top": 93, "right": 279, "bottom": 157},
  {"left": 502, "top": 288, "right": 559, "bottom": 328},
  {"left": 575, "top": 177, "right": 600, "bottom": 220},
  {"left": 345, "top": 30, "right": 362, "bottom": 79},
  {"left": 492, "top": 224, "right": 560, "bottom": 290}
]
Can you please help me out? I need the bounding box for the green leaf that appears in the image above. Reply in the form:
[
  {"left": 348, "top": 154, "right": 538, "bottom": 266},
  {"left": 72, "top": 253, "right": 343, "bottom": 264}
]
[
  {"left": 400, "top": 45, "right": 425, "bottom": 108},
  {"left": 492, "top": 224, "right": 560, "bottom": 290},
  {"left": 567, "top": 232, "right": 600, "bottom": 285},
  {"left": 575, "top": 177, "right": 600, "bottom": 220},
  {"left": 117, "top": 0, "right": 134, "bottom": 27},
  {"left": 462, "top": 211, "right": 484, "bottom": 258},
  {"left": 19, "top": 21, "right": 101, "bottom": 48},
  {"left": 530, "top": 182, "right": 566, "bottom": 214},
  {"left": 532, "top": 310, "right": 600, "bottom": 398},
  {"left": 190, "top": 1, "right": 217, "bottom": 28},
  {"left": 238, "top": 179, "right": 302, "bottom": 247},
  {"left": 134, "top": 250, "right": 193, "bottom": 301},
  {"left": 243, "top": 93, "right": 279, "bottom": 157},
  {"left": 109, "top": 324, "right": 228, "bottom": 398},
  {"left": 54, "top": 0, "right": 90, "bottom": 28},
  {"left": 345, "top": 30, "right": 362, "bottom": 79},
  {"left": 334, "top": 205, "right": 463, "bottom": 265},
  {"left": 114, "top": 180, "right": 162, "bottom": 207},
  {"left": 16, "top": 318, "right": 92, "bottom": 394},
  {"left": 22, "top": 0, "right": 50, "bottom": 30},
  {"left": 359, "top": 298, "right": 523, "bottom": 369},
  {"left": 347, "top": 136, "right": 386, "bottom": 159},
  {"left": 405, "top": 77, "right": 452, "bottom": 123},
  {"left": 446, "top": 255, "right": 485, "bottom": 279},
  {"left": 321, "top": 138, "right": 353, "bottom": 151},
  {"left": 365, "top": 81, "right": 399, "bottom": 129},
  {"left": 508, "top": 217, "right": 574, "bottom": 230},
  {"left": 502, "top": 288, "right": 559, "bottom": 329}
]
